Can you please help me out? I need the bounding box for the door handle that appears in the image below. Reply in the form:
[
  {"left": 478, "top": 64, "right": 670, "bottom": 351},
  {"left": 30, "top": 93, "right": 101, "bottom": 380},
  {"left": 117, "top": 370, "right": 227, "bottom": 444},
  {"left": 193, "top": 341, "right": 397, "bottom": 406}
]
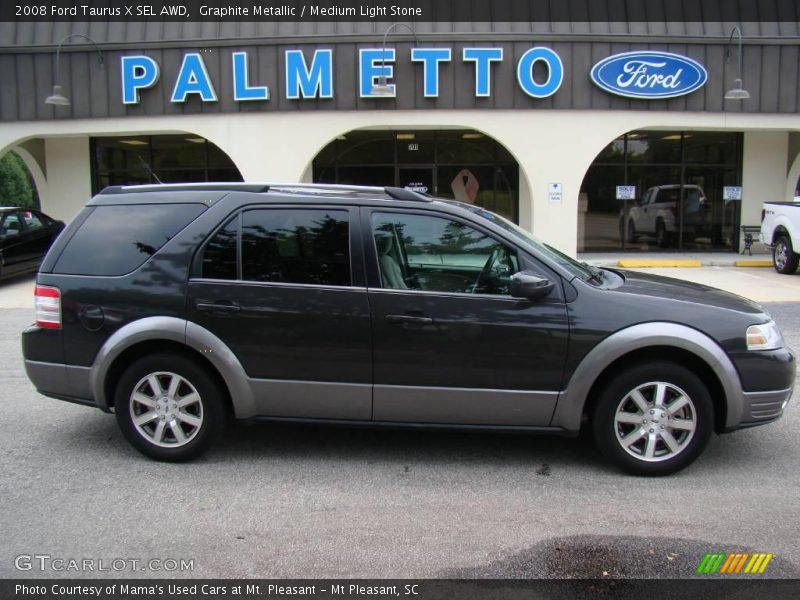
[
  {"left": 195, "top": 301, "right": 242, "bottom": 314},
  {"left": 385, "top": 314, "right": 434, "bottom": 325}
]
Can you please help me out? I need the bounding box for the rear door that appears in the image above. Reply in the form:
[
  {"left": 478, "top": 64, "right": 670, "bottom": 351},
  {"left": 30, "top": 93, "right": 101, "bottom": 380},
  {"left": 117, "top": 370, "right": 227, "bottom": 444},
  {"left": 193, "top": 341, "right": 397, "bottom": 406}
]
[
  {"left": 364, "top": 208, "right": 570, "bottom": 426},
  {"left": 187, "top": 205, "right": 372, "bottom": 420}
]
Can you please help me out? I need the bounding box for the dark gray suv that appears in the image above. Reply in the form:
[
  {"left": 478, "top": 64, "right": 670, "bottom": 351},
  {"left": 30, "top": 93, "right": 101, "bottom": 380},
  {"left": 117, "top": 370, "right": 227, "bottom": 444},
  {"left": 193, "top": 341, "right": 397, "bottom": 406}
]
[{"left": 21, "top": 183, "right": 795, "bottom": 475}]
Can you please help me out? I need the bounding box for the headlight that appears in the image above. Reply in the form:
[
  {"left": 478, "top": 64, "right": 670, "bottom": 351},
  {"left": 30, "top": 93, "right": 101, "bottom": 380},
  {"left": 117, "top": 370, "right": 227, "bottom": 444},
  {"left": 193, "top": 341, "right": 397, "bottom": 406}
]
[{"left": 746, "top": 321, "right": 784, "bottom": 351}]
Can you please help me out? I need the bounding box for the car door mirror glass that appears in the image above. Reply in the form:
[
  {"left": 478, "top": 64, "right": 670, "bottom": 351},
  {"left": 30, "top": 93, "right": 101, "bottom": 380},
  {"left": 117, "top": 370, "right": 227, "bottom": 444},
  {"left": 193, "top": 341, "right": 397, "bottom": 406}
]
[{"left": 510, "top": 271, "right": 554, "bottom": 300}]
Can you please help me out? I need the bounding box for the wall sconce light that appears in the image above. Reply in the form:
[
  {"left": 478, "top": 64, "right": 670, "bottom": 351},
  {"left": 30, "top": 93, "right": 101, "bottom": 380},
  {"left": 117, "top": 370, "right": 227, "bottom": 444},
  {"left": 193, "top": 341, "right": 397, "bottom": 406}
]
[
  {"left": 45, "top": 34, "right": 105, "bottom": 107},
  {"left": 724, "top": 26, "right": 750, "bottom": 100},
  {"left": 370, "top": 23, "right": 419, "bottom": 97}
]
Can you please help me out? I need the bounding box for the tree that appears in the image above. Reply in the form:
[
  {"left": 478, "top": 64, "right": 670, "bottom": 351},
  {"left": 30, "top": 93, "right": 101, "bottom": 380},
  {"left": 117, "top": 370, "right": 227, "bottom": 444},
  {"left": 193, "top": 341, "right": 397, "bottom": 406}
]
[{"left": 0, "top": 151, "right": 38, "bottom": 208}]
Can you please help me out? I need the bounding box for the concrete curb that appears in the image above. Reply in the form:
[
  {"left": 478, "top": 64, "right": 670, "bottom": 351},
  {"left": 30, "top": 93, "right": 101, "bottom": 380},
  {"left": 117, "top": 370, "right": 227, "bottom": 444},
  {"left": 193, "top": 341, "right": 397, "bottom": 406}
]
[
  {"left": 618, "top": 259, "right": 702, "bottom": 268},
  {"left": 733, "top": 259, "right": 773, "bottom": 268},
  {"left": 581, "top": 255, "right": 776, "bottom": 269}
]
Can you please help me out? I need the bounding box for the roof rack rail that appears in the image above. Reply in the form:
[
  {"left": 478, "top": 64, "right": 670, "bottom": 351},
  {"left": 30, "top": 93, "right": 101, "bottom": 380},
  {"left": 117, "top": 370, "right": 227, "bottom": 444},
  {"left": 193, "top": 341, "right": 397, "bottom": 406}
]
[
  {"left": 96, "top": 182, "right": 434, "bottom": 203},
  {"left": 98, "top": 183, "right": 271, "bottom": 195},
  {"left": 384, "top": 187, "right": 433, "bottom": 202}
]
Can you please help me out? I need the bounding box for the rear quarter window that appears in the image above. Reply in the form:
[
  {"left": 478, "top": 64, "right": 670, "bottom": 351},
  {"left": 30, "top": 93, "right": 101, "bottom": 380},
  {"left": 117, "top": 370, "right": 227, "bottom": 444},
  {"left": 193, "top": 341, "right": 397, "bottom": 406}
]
[{"left": 53, "top": 204, "right": 206, "bottom": 276}]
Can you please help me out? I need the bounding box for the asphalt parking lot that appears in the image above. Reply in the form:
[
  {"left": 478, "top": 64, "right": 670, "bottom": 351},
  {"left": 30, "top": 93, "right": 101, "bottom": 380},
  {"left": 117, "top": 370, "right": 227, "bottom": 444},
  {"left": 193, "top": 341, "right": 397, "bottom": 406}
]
[{"left": 0, "top": 269, "right": 798, "bottom": 579}]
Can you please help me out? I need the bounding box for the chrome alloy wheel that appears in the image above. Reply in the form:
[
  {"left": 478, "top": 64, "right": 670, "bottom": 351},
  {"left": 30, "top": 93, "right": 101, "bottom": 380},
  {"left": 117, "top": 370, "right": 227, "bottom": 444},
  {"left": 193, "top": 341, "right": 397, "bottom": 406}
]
[
  {"left": 129, "top": 372, "right": 203, "bottom": 448},
  {"left": 614, "top": 381, "right": 697, "bottom": 462},
  {"left": 775, "top": 239, "right": 789, "bottom": 271}
]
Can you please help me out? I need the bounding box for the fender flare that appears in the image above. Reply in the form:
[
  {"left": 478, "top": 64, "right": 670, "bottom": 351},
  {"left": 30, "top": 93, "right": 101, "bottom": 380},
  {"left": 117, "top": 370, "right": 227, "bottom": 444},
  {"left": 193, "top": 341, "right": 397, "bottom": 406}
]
[
  {"left": 772, "top": 218, "right": 797, "bottom": 246},
  {"left": 90, "top": 316, "right": 257, "bottom": 418},
  {"left": 550, "top": 322, "right": 744, "bottom": 433}
]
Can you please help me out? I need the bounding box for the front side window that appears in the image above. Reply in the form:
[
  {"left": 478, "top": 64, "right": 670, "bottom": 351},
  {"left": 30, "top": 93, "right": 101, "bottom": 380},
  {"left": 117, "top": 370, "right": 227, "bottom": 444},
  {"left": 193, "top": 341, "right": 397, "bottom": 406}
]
[{"left": 372, "top": 212, "right": 519, "bottom": 296}]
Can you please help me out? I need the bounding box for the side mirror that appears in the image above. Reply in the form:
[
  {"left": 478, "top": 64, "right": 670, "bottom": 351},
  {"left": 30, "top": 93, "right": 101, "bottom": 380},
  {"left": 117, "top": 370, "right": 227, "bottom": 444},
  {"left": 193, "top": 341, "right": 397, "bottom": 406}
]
[{"left": 510, "top": 271, "right": 554, "bottom": 300}]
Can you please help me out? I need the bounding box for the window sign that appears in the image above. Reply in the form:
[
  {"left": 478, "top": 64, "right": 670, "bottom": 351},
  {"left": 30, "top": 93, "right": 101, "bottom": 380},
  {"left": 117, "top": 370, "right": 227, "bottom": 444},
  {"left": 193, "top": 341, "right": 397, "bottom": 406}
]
[
  {"left": 548, "top": 182, "right": 563, "bottom": 204},
  {"left": 616, "top": 185, "right": 636, "bottom": 200},
  {"left": 723, "top": 186, "right": 743, "bottom": 201}
]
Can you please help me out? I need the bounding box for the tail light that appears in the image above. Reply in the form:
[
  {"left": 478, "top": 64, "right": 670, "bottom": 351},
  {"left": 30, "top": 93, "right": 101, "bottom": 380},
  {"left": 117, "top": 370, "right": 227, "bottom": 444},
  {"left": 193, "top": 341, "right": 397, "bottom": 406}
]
[
  {"left": 761, "top": 209, "right": 765, "bottom": 222},
  {"left": 35, "top": 286, "right": 61, "bottom": 329}
]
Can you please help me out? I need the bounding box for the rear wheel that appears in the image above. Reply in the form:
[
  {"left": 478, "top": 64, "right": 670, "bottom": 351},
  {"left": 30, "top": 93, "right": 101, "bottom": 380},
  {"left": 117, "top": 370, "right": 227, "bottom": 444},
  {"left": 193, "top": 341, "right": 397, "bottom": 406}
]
[
  {"left": 656, "top": 220, "right": 670, "bottom": 248},
  {"left": 114, "top": 354, "right": 226, "bottom": 461},
  {"left": 627, "top": 220, "right": 638, "bottom": 243},
  {"left": 773, "top": 235, "right": 799, "bottom": 275},
  {"left": 592, "top": 362, "right": 713, "bottom": 476}
]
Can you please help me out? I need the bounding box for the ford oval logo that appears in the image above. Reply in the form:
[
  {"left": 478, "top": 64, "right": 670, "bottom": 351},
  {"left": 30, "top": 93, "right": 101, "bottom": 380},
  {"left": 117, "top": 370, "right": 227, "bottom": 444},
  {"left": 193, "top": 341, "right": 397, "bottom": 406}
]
[{"left": 590, "top": 51, "right": 707, "bottom": 99}]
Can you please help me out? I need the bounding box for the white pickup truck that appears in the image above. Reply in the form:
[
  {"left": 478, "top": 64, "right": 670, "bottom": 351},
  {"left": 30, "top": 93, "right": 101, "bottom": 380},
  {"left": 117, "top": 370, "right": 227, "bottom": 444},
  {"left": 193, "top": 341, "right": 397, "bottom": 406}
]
[{"left": 760, "top": 200, "right": 800, "bottom": 274}]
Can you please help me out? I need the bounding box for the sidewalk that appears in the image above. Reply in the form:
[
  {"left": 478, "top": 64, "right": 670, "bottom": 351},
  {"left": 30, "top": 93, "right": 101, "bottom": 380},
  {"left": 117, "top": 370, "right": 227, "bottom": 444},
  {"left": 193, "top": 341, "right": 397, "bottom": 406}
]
[{"left": 578, "top": 250, "right": 773, "bottom": 268}]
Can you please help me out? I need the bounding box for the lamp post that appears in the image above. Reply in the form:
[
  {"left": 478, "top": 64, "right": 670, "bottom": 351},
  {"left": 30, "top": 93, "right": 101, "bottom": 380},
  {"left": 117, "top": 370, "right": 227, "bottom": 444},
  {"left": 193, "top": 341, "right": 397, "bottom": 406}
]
[
  {"left": 45, "top": 34, "right": 105, "bottom": 107},
  {"left": 724, "top": 26, "right": 750, "bottom": 100},
  {"left": 370, "top": 23, "right": 419, "bottom": 96}
]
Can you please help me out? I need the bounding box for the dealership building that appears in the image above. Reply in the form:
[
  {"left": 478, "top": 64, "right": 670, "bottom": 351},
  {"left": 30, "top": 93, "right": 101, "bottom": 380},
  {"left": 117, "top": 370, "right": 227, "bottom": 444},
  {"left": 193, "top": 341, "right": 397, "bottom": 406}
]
[{"left": 1, "top": 9, "right": 799, "bottom": 256}]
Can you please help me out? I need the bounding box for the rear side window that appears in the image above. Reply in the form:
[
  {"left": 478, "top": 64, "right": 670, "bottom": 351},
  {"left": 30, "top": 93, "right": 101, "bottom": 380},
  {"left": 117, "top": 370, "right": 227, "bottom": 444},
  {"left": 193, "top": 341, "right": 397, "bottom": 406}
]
[
  {"left": 53, "top": 204, "right": 205, "bottom": 276},
  {"left": 202, "top": 217, "right": 238, "bottom": 280},
  {"left": 199, "top": 208, "right": 351, "bottom": 286}
]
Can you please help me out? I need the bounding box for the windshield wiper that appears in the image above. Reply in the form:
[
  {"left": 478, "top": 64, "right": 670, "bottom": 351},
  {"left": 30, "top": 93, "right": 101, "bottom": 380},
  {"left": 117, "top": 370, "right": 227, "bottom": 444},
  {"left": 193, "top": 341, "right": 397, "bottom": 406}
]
[{"left": 581, "top": 262, "right": 605, "bottom": 284}]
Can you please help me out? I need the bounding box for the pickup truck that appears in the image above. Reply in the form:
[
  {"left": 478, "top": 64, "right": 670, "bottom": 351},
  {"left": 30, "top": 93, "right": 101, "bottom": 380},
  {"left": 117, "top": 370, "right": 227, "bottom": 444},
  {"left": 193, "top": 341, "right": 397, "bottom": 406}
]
[
  {"left": 760, "top": 200, "right": 800, "bottom": 274},
  {"left": 622, "top": 184, "right": 715, "bottom": 248}
]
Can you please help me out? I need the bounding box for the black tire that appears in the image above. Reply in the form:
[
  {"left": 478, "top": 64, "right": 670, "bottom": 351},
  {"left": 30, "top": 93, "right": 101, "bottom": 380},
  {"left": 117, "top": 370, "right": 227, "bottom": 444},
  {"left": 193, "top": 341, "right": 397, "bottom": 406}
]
[
  {"left": 114, "top": 353, "right": 227, "bottom": 461},
  {"left": 627, "top": 220, "right": 638, "bottom": 243},
  {"left": 655, "top": 220, "right": 670, "bottom": 248},
  {"left": 592, "top": 361, "right": 713, "bottom": 476},
  {"left": 773, "top": 235, "right": 800, "bottom": 275}
]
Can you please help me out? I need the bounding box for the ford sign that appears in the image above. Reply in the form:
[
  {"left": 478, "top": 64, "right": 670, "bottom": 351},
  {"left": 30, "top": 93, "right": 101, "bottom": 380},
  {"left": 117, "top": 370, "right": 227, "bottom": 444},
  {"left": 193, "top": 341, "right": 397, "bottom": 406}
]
[{"left": 590, "top": 51, "right": 707, "bottom": 99}]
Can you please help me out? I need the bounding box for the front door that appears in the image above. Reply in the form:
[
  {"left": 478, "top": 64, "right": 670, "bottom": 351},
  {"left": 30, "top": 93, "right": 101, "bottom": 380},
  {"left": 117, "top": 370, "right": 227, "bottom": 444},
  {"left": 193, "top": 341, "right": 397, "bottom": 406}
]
[
  {"left": 187, "top": 206, "right": 372, "bottom": 420},
  {"left": 364, "top": 208, "right": 570, "bottom": 426}
]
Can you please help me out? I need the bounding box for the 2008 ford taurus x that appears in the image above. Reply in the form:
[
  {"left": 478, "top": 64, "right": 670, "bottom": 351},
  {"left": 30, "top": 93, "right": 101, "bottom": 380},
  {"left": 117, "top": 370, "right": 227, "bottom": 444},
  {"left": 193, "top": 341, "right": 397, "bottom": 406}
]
[{"left": 21, "top": 183, "right": 795, "bottom": 475}]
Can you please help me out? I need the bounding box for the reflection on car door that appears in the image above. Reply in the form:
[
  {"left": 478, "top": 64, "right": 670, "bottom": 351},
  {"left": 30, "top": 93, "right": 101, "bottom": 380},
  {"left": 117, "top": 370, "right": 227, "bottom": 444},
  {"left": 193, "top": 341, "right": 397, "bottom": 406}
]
[
  {"left": 364, "top": 208, "right": 570, "bottom": 427},
  {"left": 187, "top": 206, "right": 372, "bottom": 420}
]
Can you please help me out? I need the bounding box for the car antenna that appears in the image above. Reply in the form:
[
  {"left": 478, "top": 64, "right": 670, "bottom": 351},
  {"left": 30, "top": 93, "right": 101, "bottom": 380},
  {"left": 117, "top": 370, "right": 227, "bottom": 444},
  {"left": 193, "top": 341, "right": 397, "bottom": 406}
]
[{"left": 137, "top": 155, "right": 163, "bottom": 184}]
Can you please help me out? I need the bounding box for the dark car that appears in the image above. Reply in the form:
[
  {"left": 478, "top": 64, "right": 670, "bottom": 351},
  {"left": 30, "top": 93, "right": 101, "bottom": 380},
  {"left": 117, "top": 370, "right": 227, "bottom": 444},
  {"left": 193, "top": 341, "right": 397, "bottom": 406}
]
[
  {"left": 0, "top": 207, "right": 64, "bottom": 281},
  {"left": 21, "top": 184, "right": 795, "bottom": 475}
]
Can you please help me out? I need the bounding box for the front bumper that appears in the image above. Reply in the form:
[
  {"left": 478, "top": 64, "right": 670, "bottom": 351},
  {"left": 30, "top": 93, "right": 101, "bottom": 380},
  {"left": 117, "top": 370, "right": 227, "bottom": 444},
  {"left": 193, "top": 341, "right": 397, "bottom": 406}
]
[
  {"left": 727, "top": 346, "right": 795, "bottom": 431},
  {"left": 737, "top": 387, "right": 794, "bottom": 428}
]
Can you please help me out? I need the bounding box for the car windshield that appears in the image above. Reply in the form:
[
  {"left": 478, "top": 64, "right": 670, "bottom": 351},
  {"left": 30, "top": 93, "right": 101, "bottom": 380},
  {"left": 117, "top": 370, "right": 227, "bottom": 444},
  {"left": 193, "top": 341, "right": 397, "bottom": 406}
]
[{"left": 460, "top": 205, "right": 597, "bottom": 282}]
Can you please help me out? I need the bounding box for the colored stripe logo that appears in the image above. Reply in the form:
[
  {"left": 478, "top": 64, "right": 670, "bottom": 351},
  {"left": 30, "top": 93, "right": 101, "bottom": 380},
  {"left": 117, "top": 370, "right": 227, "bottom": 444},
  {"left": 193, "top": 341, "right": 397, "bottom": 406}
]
[{"left": 696, "top": 552, "right": 773, "bottom": 574}]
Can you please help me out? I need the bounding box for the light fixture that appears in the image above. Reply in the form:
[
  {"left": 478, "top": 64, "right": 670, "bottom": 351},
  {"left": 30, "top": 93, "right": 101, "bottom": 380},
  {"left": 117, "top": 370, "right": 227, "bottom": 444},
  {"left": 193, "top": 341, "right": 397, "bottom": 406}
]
[
  {"left": 119, "top": 139, "right": 149, "bottom": 146},
  {"left": 370, "top": 23, "right": 419, "bottom": 97},
  {"left": 45, "top": 33, "right": 105, "bottom": 107},
  {"left": 724, "top": 26, "right": 750, "bottom": 100},
  {"left": 462, "top": 133, "right": 485, "bottom": 139},
  {"left": 396, "top": 133, "right": 415, "bottom": 140},
  {"left": 185, "top": 137, "right": 207, "bottom": 144}
]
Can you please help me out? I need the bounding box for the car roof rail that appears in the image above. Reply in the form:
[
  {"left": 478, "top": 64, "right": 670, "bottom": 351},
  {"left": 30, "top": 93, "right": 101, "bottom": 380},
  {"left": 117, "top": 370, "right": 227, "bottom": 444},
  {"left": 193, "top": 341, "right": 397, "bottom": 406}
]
[
  {"left": 97, "top": 182, "right": 434, "bottom": 203},
  {"left": 99, "top": 183, "right": 271, "bottom": 195}
]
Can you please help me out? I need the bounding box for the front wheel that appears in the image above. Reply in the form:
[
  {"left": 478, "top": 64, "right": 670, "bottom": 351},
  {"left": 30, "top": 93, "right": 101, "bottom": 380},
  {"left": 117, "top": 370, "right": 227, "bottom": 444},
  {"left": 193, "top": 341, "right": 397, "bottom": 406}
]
[
  {"left": 773, "top": 235, "right": 800, "bottom": 275},
  {"left": 114, "top": 354, "right": 227, "bottom": 461},
  {"left": 592, "top": 362, "right": 713, "bottom": 476}
]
